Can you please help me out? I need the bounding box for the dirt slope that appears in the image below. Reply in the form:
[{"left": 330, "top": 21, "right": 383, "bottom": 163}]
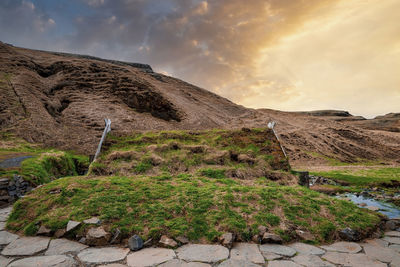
[{"left": 1, "top": 42, "right": 399, "bottom": 166}]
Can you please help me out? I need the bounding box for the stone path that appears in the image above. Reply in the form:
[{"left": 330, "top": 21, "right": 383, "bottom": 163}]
[{"left": 0, "top": 206, "right": 399, "bottom": 266}]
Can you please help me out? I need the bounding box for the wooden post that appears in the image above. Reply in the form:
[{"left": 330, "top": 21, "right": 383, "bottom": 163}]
[
  {"left": 92, "top": 118, "right": 111, "bottom": 162},
  {"left": 267, "top": 121, "right": 287, "bottom": 158}
]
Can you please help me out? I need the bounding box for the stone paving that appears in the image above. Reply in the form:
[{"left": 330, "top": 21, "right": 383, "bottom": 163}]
[{"left": 0, "top": 206, "right": 399, "bottom": 266}]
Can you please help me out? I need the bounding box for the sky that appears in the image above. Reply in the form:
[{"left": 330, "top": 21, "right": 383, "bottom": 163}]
[{"left": 1, "top": 0, "right": 399, "bottom": 118}]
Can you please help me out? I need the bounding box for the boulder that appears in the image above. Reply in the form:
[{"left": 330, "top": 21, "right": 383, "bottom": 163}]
[
  {"left": 159, "top": 235, "right": 178, "bottom": 248},
  {"left": 257, "top": 225, "right": 267, "bottom": 236},
  {"left": 176, "top": 236, "right": 189, "bottom": 244},
  {"left": 128, "top": 234, "right": 144, "bottom": 251},
  {"left": 83, "top": 217, "right": 101, "bottom": 225},
  {"left": 339, "top": 227, "right": 361, "bottom": 241},
  {"left": 85, "top": 226, "right": 111, "bottom": 246},
  {"left": 295, "top": 230, "right": 314, "bottom": 241},
  {"left": 37, "top": 225, "right": 52, "bottom": 236},
  {"left": 66, "top": 220, "right": 80, "bottom": 232},
  {"left": 54, "top": 229, "right": 66, "bottom": 238},
  {"left": 262, "top": 233, "right": 283, "bottom": 244},
  {"left": 219, "top": 233, "right": 234, "bottom": 248}
]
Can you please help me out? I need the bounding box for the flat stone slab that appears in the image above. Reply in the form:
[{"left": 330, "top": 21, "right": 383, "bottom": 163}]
[
  {"left": 322, "top": 252, "right": 387, "bottom": 267},
  {"left": 383, "top": 236, "right": 400, "bottom": 244},
  {"left": 159, "top": 259, "right": 211, "bottom": 267},
  {"left": 262, "top": 252, "right": 282, "bottom": 260},
  {"left": 0, "top": 231, "right": 19, "bottom": 245},
  {"left": 2, "top": 237, "right": 50, "bottom": 256},
  {"left": 389, "top": 244, "right": 400, "bottom": 253},
  {"left": 0, "top": 255, "right": 13, "bottom": 267},
  {"left": 217, "top": 259, "right": 260, "bottom": 267},
  {"left": 78, "top": 247, "right": 129, "bottom": 264},
  {"left": 267, "top": 260, "right": 302, "bottom": 267},
  {"left": 0, "top": 206, "right": 13, "bottom": 215},
  {"left": 366, "top": 238, "right": 389, "bottom": 247},
  {"left": 127, "top": 248, "right": 175, "bottom": 267},
  {"left": 176, "top": 244, "right": 229, "bottom": 263},
  {"left": 386, "top": 231, "right": 400, "bottom": 237},
  {"left": 45, "top": 238, "right": 88, "bottom": 256},
  {"left": 289, "top": 242, "right": 325, "bottom": 255},
  {"left": 0, "top": 214, "right": 8, "bottom": 222},
  {"left": 98, "top": 264, "right": 128, "bottom": 267},
  {"left": 362, "top": 242, "right": 399, "bottom": 263},
  {"left": 229, "top": 243, "right": 264, "bottom": 264},
  {"left": 259, "top": 244, "right": 296, "bottom": 257},
  {"left": 8, "top": 255, "right": 77, "bottom": 267},
  {"left": 0, "top": 222, "right": 6, "bottom": 231},
  {"left": 320, "top": 241, "right": 362, "bottom": 253},
  {"left": 292, "top": 254, "right": 334, "bottom": 267}
]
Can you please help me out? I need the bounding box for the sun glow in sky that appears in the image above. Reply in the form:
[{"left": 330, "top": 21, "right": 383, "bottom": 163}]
[{"left": 1, "top": 0, "right": 399, "bottom": 118}]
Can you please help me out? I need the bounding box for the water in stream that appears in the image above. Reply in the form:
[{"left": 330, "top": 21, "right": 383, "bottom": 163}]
[{"left": 339, "top": 193, "right": 400, "bottom": 219}]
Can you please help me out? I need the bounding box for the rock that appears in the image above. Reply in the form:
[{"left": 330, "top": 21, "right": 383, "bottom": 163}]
[
  {"left": 257, "top": 225, "right": 267, "bottom": 236},
  {"left": 159, "top": 235, "right": 178, "bottom": 248},
  {"left": 45, "top": 238, "right": 88, "bottom": 256},
  {"left": 0, "top": 214, "right": 8, "bottom": 222},
  {"left": 2, "top": 237, "right": 50, "bottom": 256},
  {"left": 362, "top": 242, "right": 400, "bottom": 263},
  {"left": 77, "top": 247, "right": 129, "bottom": 264},
  {"left": 360, "top": 202, "right": 367, "bottom": 207},
  {"left": 79, "top": 237, "right": 86, "bottom": 244},
  {"left": 262, "top": 252, "right": 282, "bottom": 260},
  {"left": 0, "top": 231, "right": 19, "bottom": 245},
  {"left": 320, "top": 241, "right": 362, "bottom": 253},
  {"left": 37, "top": 225, "right": 52, "bottom": 235},
  {"left": 289, "top": 242, "right": 325, "bottom": 255},
  {"left": 54, "top": 229, "right": 66, "bottom": 238},
  {"left": 261, "top": 232, "right": 283, "bottom": 244},
  {"left": 159, "top": 259, "right": 211, "bottom": 267},
  {"left": 259, "top": 244, "right": 296, "bottom": 257},
  {"left": 229, "top": 243, "right": 264, "bottom": 264},
  {"left": 176, "top": 236, "right": 189, "bottom": 244},
  {"left": 294, "top": 230, "right": 314, "bottom": 241},
  {"left": 339, "top": 227, "right": 361, "bottom": 241},
  {"left": 126, "top": 248, "right": 175, "bottom": 267},
  {"left": 366, "top": 238, "right": 389, "bottom": 247},
  {"left": 83, "top": 217, "right": 101, "bottom": 225},
  {"left": 292, "top": 254, "right": 334, "bottom": 267},
  {"left": 176, "top": 244, "right": 229, "bottom": 263},
  {"left": 389, "top": 244, "right": 400, "bottom": 253},
  {"left": 8, "top": 255, "right": 77, "bottom": 267},
  {"left": 386, "top": 220, "right": 400, "bottom": 230},
  {"left": 267, "top": 260, "right": 302, "bottom": 267},
  {"left": 98, "top": 265, "right": 128, "bottom": 267},
  {"left": 128, "top": 234, "right": 144, "bottom": 251},
  {"left": 0, "top": 255, "right": 13, "bottom": 266},
  {"left": 217, "top": 259, "right": 260, "bottom": 267},
  {"left": 0, "top": 222, "right": 5, "bottom": 231},
  {"left": 366, "top": 206, "right": 380, "bottom": 211},
  {"left": 219, "top": 232, "right": 234, "bottom": 248},
  {"left": 251, "top": 235, "right": 260, "bottom": 243},
  {"left": 66, "top": 220, "right": 81, "bottom": 232},
  {"left": 86, "top": 226, "right": 111, "bottom": 245},
  {"left": 386, "top": 231, "right": 400, "bottom": 237},
  {"left": 322, "top": 252, "right": 387, "bottom": 267},
  {"left": 382, "top": 236, "right": 400, "bottom": 244}
]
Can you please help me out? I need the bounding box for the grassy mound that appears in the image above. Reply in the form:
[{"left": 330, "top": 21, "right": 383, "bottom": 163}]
[
  {"left": 0, "top": 134, "right": 89, "bottom": 185},
  {"left": 8, "top": 175, "right": 380, "bottom": 243},
  {"left": 91, "top": 128, "right": 291, "bottom": 182},
  {"left": 5, "top": 128, "right": 381, "bottom": 243}
]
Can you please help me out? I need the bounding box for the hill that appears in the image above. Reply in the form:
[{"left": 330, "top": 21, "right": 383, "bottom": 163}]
[{"left": 1, "top": 42, "right": 399, "bottom": 167}]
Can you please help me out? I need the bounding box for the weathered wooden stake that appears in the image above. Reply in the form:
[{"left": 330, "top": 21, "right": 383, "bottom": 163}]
[
  {"left": 267, "top": 121, "right": 287, "bottom": 158},
  {"left": 92, "top": 118, "right": 111, "bottom": 162}
]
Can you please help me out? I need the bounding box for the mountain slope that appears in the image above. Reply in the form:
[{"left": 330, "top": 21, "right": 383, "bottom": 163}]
[{"left": 1, "top": 42, "right": 399, "bottom": 166}]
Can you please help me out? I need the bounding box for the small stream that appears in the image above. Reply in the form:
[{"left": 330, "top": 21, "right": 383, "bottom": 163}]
[{"left": 338, "top": 193, "right": 400, "bottom": 219}]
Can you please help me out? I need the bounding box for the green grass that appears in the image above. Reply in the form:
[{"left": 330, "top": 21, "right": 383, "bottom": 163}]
[
  {"left": 7, "top": 175, "right": 380, "bottom": 243},
  {"left": 0, "top": 135, "right": 89, "bottom": 185},
  {"left": 311, "top": 167, "right": 400, "bottom": 186}
]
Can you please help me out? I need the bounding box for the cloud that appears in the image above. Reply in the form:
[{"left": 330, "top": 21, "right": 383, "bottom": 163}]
[{"left": 0, "top": 0, "right": 399, "bottom": 117}]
